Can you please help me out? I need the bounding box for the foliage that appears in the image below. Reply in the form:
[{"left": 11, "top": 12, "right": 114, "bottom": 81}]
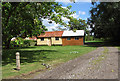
[
  {"left": 69, "top": 18, "right": 87, "bottom": 30},
  {"left": 85, "top": 36, "right": 104, "bottom": 42},
  {"left": 10, "top": 38, "right": 37, "bottom": 48},
  {"left": 88, "top": 2, "right": 120, "bottom": 41},
  {"left": 68, "top": 18, "right": 87, "bottom": 31},
  {"left": 2, "top": 2, "right": 74, "bottom": 48},
  {"left": 85, "top": 36, "right": 94, "bottom": 41},
  {"left": 52, "top": 16, "right": 88, "bottom": 32}
]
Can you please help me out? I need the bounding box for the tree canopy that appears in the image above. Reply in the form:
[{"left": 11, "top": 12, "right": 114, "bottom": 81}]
[
  {"left": 2, "top": 2, "right": 75, "bottom": 48},
  {"left": 68, "top": 17, "right": 87, "bottom": 31},
  {"left": 51, "top": 17, "right": 87, "bottom": 32},
  {"left": 88, "top": 2, "right": 120, "bottom": 41}
]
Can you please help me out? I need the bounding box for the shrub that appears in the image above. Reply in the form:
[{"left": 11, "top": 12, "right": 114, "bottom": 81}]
[
  {"left": 10, "top": 38, "right": 37, "bottom": 48},
  {"left": 23, "top": 40, "right": 31, "bottom": 47},
  {"left": 10, "top": 41, "right": 17, "bottom": 48},
  {"left": 24, "top": 40, "right": 37, "bottom": 46}
]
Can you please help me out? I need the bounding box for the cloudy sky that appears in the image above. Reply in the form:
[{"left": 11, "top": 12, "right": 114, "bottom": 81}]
[{"left": 42, "top": 0, "right": 93, "bottom": 31}]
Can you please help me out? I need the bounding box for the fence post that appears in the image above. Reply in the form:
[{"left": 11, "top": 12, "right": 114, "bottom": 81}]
[{"left": 16, "top": 52, "right": 20, "bottom": 70}]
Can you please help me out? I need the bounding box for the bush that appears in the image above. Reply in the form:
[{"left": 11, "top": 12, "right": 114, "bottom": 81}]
[
  {"left": 10, "top": 39, "right": 37, "bottom": 48},
  {"left": 23, "top": 40, "right": 30, "bottom": 47},
  {"left": 10, "top": 41, "right": 17, "bottom": 48},
  {"left": 22, "top": 40, "right": 37, "bottom": 47},
  {"left": 30, "top": 41, "right": 36, "bottom": 46},
  {"left": 24, "top": 40, "right": 37, "bottom": 46}
]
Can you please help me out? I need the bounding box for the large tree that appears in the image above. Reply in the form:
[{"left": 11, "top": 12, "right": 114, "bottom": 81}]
[
  {"left": 88, "top": 2, "right": 120, "bottom": 41},
  {"left": 2, "top": 2, "right": 75, "bottom": 48}
]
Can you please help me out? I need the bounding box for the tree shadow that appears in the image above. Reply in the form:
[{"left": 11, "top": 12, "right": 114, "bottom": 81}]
[
  {"left": 3, "top": 46, "right": 37, "bottom": 50},
  {"left": 85, "top": 42, "right": 120, "bottom": 47},
  {"left": 2, "top": 49, "right": 57, "bottom": 66}
]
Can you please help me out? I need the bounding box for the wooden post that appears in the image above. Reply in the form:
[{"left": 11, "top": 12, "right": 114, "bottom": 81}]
[{"left": 16, "top": 52, "right": 20, "bottom": 70}]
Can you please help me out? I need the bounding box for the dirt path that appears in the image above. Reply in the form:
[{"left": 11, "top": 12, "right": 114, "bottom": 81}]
[{"left": 33, "top": 47, "right": 118, "bottom": 79}]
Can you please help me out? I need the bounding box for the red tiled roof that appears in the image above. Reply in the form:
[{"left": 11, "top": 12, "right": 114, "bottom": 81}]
[
  {"left": 38, "top": 31, "right": 63, "bottom": 37},
  {"left": 29, "top": 36, "right": 37, "bottom": 40}
]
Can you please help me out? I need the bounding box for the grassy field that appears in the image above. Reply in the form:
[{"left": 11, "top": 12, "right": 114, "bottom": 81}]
[{"left": 2, "top": 46, "right": 96, "bottom": 79}]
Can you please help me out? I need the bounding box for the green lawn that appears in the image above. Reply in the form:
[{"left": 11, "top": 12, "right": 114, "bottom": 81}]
[
  {"left": 2, "top": 46, "right": 96, "bottom": 79},
  {"left": 85, "top": 40, "right": 104, "bottom": 43}
]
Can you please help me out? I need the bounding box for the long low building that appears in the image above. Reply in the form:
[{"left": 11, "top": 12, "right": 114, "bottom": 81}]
[{"left": 37, "top": 30, "right": 84, "bottom": 46}]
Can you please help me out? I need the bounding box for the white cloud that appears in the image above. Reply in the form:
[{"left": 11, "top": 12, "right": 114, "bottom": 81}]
[
  {"left": 46, "top": 25, "right": 59, "bottom": 31},
  {"left": 42, "top": 18, "right": 50, "bottom": 26},
  {"left": 55, "top": 0, "right": 76, "bottom": 5},
  {"left": 79, "top": 11, "right": 86, "bottom": 15},
  {"left": 61, "top": 2, "right": 70, "bottom": 5},
  {"left": 61, "top": 6, "right": 67, "bottom": 9},
  {"left": 70, "top": 13, "right": 79, "bottom": 18},
  {"left": 42, "top": 12, "right": 80, "bottom": 31},
  {"left": 61, "top": 6, "right": 69, "bottom": 10},
  {"left": 55, "top": 0, "right": 91, "bottom": 2},
  {"left": 75, "top": 0, "right": 91, "bottom": 2},
  {"left": 55, "top": 0, "right": 72, "bottom": 2},
  {"left": 42, "top": 18, "right": 60, "bottom": 31},
  {"left": 46, "top": 24, "right": 59, "bottom": 31},
  {"left": 42, "top": 17, "right": 70, "bottom": 31},
  {"left": 87, "top": 25, "right": 92, "bottom": 31},
  {"left": 61, "top": 16, "right": 70, "bottom": 23}
]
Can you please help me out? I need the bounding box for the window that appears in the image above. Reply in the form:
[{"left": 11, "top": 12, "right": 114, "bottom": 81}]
[
  {"left": 41, "top": 38, "right": 44, "bottom": 41},
  {"left": 67, "top": 37, "right": 71, "bottom": 40},
  {"left": 75, "top": 37, "right": 79, "bottom": 40},
  {"left": 55, "top": 37, "right": 59, "bottom": 40}
]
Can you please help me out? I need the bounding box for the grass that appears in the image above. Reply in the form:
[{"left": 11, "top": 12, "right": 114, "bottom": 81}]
[
  {"left": 85, "top": 40, "right": 104, "bottom": 43},
  {"left": 2, "top": 46, "right": 96, "bottom": 79},
  {"left": 85, "top": 38, "right": 104, "bottom": 43},
  {"left": 118, "top": 47, "right": 120, "bottom": 50}
]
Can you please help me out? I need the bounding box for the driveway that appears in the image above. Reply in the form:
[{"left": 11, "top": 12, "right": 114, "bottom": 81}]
[{"left": 33, "top": 47, "right": 118, "bottom": 79}]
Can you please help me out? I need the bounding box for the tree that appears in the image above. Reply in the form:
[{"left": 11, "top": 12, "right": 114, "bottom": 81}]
[
  {"left": 2, "top": 2, "right": 75, "bottom": 48},
  {"left": 67, "top": 17, "right": 87, "bottom": 34},
  {"left": 88, "top": 2, "right": 120, "bottom": 41},
  {"left": 68, "top": 17, "right": 87, "bottom": 30}
]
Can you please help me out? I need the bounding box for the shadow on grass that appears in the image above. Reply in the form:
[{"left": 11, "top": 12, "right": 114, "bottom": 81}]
[
  {"left": 2, "top": 49, "right": 57, "bottom": 66},
  {"left": 7, "top": 46, "right": 37, "bottom": 49},
  {"left": 85, "top": 42, "right": 120, "bottom": 47}
]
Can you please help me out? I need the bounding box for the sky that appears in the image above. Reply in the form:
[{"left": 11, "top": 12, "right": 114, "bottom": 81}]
[{"left": 42, "top": 1, "right": 93, "bottom": 31}]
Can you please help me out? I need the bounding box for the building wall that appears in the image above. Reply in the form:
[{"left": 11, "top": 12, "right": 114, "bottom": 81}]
[
  {"left": 37, "top": 37, "right": 62, "bottom": 45},
  {"left": 51, "top": 37, "right": 62, "bottom": 45},
  {"left": 62, "top": 36, "right": 84, "bottom": 46},
  {"left": 37, "top": 38, "right": 49, "bottom": 45}
]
